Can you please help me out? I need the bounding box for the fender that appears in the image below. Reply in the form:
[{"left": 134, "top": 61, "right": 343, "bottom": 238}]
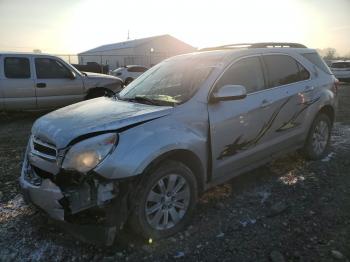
[
  {"left": 301, "top": 86, "right": 336, "bottom": 141},
  {"left": 94, "top": 113, "right": 209, "bottom": 181}
]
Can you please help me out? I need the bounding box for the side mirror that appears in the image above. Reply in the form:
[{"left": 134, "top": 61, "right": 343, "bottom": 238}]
[
  {"left": 69, "top": 71, "right": 76, "bottom": 80},
  {"left": 210, "top": 84, "right": 247, "bottom": 103}
]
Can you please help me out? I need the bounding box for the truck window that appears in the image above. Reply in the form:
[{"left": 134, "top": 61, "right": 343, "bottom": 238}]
[
  {"left": 4, "top": 57, "right": 30, "bottom": 78},
  {"left": 35, "top": 58, "right": 72, "bottom": 79}
]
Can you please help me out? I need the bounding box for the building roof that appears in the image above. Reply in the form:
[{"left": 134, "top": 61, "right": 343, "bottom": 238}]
[{"left": 79, "top": 34, "right": 194, "bottom": 54}]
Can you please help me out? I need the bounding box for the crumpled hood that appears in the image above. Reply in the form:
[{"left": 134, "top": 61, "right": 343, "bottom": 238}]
[
  {"left": 82, "top": 72, "right": 123, "bottom": 90},
  {"left": 83, "top": 71, "right": 119, "bottom": 80},
  {"left": 32, "top": 97, "right": 172, "bottom": 148}
]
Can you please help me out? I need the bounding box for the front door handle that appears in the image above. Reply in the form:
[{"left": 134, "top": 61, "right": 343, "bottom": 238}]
[
  {"left": 260, "top": 99, "right": 272, "bottom": 108},
  {"left": 36, "top": 83, "right": 46, "bottom": 88}
]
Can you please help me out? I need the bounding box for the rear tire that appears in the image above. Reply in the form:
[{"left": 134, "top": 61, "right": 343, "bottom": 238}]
[
  {"left": 129, "top": 160, "right": 198, "bottom": 240},
  {"left": 302, "top": 113, "right": 332, "bottom": 160}
]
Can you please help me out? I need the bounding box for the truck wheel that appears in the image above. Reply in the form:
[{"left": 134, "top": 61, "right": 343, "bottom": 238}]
[
  {"left": 302, "top": 113, "right": 332, "bottom": 160},
  {"left": 130, "top": 160, "right": 198, "bottom": 239},
  {"left": 125, "top": 78, "right": 133, "bottom": 86}
]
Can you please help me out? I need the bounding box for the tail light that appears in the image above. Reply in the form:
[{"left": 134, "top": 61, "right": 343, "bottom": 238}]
[{"left": 332, "top": 78, "right": 339, "bottom": 95}]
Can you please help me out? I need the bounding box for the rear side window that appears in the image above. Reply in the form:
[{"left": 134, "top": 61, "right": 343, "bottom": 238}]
[
  {"left": 263, "top": 55, "right": 305, "bottom": 88},
  {"left": 297, "top": 62, "right": 310, "bottom": 80},
  {"left": 216, "top": 56, "right": 265, "bottom": 94},
  {"left": 331, "top": 62, "right": 350, "bottom": 69},
  {"left": 301, "top": 52, "right": 332, "bottom": 74},
  {"left": 4, "top": 57, "right": 30, "bottom": 78},
  {"left": 35, "top": 58, "right": 72, "bottom": 79}
]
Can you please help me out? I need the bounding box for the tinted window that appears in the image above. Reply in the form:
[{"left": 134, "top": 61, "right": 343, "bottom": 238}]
[
  {"left": 302, "top": 52, "right": 332, "bottom": 74},
  {"left": 264, "top": 55, "right": 302, "bottom": 87},
  {"left": 128, "top": 66, "right": 147, "bottom": 73},
  {"left": 35, "top": 58, "right": 71, "bottom": 79},
  {"left": 297, "top": 62, "right": 310, "bottom": 80},
  {"left": 215, "top": 56, "right": 265, "bottom": 94},
  {"left": 4, "top": 57, "right": 30, "bottom": 78}
]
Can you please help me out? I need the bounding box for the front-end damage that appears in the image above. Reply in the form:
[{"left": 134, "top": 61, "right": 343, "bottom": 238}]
[{"left": 20, "top": 156, "right": 133, "bottom": 246}]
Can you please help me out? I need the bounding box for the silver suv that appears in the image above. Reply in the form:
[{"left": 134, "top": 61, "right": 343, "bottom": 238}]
[
  {"left": 20, "top": 43, "right": 337, "bottom": 244},
  {"left": 0, "top": 53, "right": 123, "bottom": 110}
]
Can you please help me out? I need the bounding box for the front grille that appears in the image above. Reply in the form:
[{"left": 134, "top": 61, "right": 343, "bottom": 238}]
[
  {"left": 31, "top": 137, "right": 57, "bottom": 160},
  {"left": 33, "top": 142, "right": 56, "bottom": 157}
]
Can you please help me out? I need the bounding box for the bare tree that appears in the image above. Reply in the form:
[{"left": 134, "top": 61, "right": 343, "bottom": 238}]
[{"left": 317, "top": 48, "right": 337, "bottom": 60}]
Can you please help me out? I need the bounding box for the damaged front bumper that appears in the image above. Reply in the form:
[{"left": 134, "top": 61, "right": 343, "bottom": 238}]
[{"left": 19, "top": 156, "right": 129, "bottom": 245}]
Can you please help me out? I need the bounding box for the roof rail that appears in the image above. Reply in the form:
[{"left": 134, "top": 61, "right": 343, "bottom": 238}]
[{"left": 200, "top": 42, "right": 307, "bottom": 51}]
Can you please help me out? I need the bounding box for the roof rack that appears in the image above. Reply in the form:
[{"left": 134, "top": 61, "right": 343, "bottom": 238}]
[{"left": 200, "top": 42, "right": 307, "bottom": 51}]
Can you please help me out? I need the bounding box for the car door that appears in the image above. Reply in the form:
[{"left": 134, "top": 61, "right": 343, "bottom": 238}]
[
  {"left": 0, "top": 55, "right": 36, "bottom": 110},
  {"left": 261, "top": 54, "right": 312, "bottom": 141},
  {"left": 208, "top": 55, "right": 301, "bottom": 180},
  {"left": 34, "top": 57, "right": 85, "bottom": 109}
]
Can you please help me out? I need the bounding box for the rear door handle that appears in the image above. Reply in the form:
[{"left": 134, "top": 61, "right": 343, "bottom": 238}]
[
  {"left": 260, "top": 99, "right": 272, "bottom": 108},
  {"left": 36, "top": 83, "right": 46, "bottom": 88}
]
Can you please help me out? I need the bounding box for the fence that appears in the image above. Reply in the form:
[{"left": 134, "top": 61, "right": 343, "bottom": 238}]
[{"left": 56, "top": 52, "right": 171, "bottom": 71}]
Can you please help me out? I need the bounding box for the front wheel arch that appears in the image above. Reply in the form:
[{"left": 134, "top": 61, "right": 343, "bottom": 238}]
[
  {"left": 141, "top": 149, "right": 205, "bottom": 195},
  {"left": 319, "top": 105, "right": 335, "bottom": 124}
]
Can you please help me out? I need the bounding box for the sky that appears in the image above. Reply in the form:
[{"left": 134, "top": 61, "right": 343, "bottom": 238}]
[{"left": 0, "top": 0, "right": 349, "bottom": 56}]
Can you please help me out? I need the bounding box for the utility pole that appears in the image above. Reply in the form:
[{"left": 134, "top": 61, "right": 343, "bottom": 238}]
[{"left": 127, "top": 30, "right": 130, "bottom": 40}]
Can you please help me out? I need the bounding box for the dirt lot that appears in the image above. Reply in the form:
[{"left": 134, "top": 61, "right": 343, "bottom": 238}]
[{"left": 1, "top": 84, "right": 350, "bottom": 262}]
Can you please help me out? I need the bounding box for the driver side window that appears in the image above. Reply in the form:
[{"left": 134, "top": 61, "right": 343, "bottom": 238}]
[
  {"left": 35, "top": 58, "right": 72, "bottom": 79},
  {"left": 216, "top": 56, "right": 265, "bottom": 94}
]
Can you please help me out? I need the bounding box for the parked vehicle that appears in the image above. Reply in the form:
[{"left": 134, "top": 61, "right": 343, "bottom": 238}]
[
  {"left": 330, "top": 61, "right": 350, "bottom": 82},
  {"left": 20, "top": 43, "right": 337, "bottom": 245},
  {"left": 111, "top": 65, "right": 148, "bottom": 85},
  {"left": 0, "top": 53, "right": 123, "bottom": 110}
]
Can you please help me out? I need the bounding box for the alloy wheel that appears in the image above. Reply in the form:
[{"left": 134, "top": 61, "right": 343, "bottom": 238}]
[{"left": 145, "top": 174, "right": 190, "bottom": 230}]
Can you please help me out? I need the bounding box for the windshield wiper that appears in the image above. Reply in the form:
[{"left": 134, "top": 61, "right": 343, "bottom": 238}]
[
  {"left": 117, "top": 95, "right": 177, "bottom": 106},
  {"left": 133, "top": 95, "right": 160, "bottom": 105}
]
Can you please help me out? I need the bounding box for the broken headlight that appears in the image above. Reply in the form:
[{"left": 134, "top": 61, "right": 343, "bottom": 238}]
[{"left": 62, "top": 133, "right": 118, "bottom": 173}]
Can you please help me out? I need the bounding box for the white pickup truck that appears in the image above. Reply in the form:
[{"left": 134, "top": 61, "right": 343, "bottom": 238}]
[{"left": 0, "top": 52, "right": 123, "bottom": 110}]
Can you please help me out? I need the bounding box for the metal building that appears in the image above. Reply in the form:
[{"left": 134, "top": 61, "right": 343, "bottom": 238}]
[{"left": 78, "top": 35, "right": 195, "bottom": 70}]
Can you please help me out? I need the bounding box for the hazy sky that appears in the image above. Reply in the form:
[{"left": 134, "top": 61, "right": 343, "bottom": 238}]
[{"left": 0, "top": 0, "right": 349, "bottom": 55}]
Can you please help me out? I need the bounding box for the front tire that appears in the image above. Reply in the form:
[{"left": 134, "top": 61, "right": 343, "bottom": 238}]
[
  {"left": 130, "top": 160, "right": 198, "bottom": 239},
  {"left": 303, "top": 113, "right": 332, "bottom": 160}
]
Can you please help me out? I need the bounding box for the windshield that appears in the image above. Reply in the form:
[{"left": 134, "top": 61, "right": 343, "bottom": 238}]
[{"left": 118, "top": 55, "right": 222, "bottom": 105}]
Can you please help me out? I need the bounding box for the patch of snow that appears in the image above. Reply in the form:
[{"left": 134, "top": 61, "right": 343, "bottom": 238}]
[
  {"left": 0, "top": 195, "right": 33, "bottom": 223},
  {"left": 322, "top": 152, "right": 335, "bottom": 162},
  {"left": 239, "top": 214, "right": 256, "bottom": 227},
  {"left": 258, "top": 191, "right": 271, "bottom": 204}
]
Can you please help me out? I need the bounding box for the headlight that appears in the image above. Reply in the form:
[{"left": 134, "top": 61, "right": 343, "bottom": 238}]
[{"left": 62, "top": 133, "right": 117, "bottom": 173}]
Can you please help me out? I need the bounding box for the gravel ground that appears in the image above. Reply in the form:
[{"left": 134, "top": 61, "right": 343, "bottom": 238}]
[{"left": 1, "top": 84, "right": 350, "bottom": 262}]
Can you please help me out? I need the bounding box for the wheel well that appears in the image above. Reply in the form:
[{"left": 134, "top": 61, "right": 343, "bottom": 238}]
[
  {"left": 319, "top": 105, "right": 335, "bottom": 124},
  {"left": 144, "top": 150, "right": 205, "bottom": 194},
  {"left": 86, "top": 87, "right": 111, "bottom": 98}
]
